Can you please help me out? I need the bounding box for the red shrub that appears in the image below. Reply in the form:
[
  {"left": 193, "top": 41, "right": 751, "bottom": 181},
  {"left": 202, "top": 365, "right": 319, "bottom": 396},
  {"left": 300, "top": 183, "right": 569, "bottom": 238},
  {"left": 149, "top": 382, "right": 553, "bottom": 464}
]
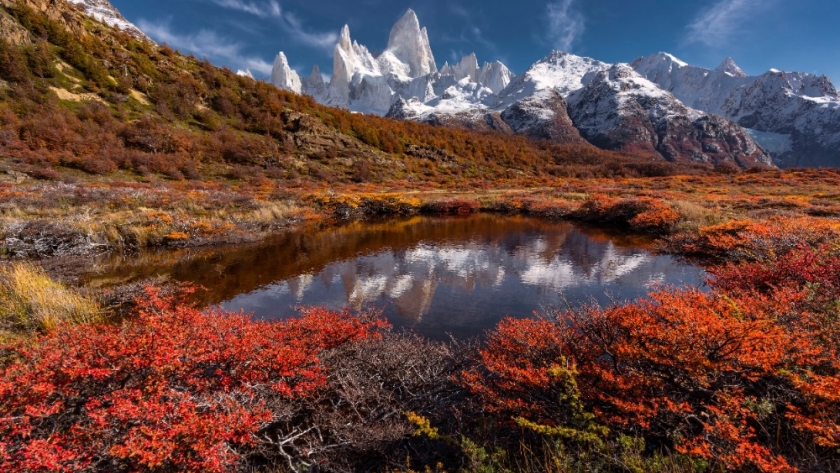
[
  {"left": 464, "top": 246, "right": 840, "bottom": 472},
  {"left": 576, "top": 195, "right": 680, "bottom": 233},
  {"left": 668, "top": 218, "right": 840, "bottom": 262},
  {"left": 421, "top": 199, "right": 481, "bottom": 215},
  {"left": 0, "top": 287, "right": 386, "bottom": 472}
]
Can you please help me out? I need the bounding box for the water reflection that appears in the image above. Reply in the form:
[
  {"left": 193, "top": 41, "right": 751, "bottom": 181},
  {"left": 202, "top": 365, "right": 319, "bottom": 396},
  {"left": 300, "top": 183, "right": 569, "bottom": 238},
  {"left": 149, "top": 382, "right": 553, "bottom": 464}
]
[
  {"left": 83, "top": 215, "right": 705, "bottom": 340},
  {"left": 170, "top": 215, "right": 699, "bottom": 340}
]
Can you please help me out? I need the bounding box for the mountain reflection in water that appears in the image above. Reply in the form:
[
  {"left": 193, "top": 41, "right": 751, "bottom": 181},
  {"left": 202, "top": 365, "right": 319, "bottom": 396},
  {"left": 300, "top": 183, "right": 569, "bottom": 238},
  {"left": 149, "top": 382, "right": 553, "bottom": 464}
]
[{"left": 85, "top": 215, "right": 705, "bottom": 340}]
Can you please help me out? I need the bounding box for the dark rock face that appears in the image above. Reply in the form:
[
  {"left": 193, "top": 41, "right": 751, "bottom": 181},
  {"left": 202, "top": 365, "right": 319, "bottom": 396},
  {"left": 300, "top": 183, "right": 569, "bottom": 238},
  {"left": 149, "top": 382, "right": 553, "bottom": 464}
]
[
  {"left": 659, "top": 115, "right": 772, "bottom": 168},
  {"left": 568, "top": 66, "right": 773, "bottom": 168},
  {"left": 500, "top": 92, "right": 586, "bottom": 144},
  {"left": 385, "top": 98, "right": 421, "bottom": 121},
  {"left": 424, "top": 111, "right": 515, "bottom": 134}
]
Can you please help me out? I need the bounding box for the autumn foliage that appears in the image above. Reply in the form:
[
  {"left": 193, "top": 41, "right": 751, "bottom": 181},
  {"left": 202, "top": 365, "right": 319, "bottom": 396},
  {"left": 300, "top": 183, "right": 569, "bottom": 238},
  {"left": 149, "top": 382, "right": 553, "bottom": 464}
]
[
  {"left": 0, "top": 287, "right": 386, "bottom": 472},
  {"left": 463, "top": 245, "right": 840, "bottom": 472},
  {"left": 2, "top": 1, "right": 840, "bottom": 471}
]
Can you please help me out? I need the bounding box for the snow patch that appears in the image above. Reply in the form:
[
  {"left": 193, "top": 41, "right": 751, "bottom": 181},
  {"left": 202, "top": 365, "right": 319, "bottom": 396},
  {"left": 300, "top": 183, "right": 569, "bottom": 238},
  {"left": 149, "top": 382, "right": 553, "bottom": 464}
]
[
  {"left": 744, "top": 129, "right": 793, "bottom": 154},
  {"left": 66, "top": 0, "right": 148, "bottom": 40}
]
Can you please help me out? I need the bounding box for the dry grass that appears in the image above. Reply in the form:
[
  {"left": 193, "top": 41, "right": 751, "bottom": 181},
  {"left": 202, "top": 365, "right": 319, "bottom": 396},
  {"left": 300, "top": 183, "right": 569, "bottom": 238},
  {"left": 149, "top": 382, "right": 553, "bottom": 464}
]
[
  {"left": 0, "top": 262, "right": 101, "bottom": 335},
  {"left": 671, "top": 200, "right": 733, "bottom": 232}
]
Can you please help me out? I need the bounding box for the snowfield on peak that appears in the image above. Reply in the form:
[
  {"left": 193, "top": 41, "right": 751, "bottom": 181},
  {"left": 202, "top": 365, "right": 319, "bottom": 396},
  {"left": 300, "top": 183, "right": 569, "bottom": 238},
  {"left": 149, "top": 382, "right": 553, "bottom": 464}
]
[
  {"left": 497, "top": 51, "right": 609, "bottom": 106},
  {"left": 65, "top": 0, "right": 148, "bottom": 39}
]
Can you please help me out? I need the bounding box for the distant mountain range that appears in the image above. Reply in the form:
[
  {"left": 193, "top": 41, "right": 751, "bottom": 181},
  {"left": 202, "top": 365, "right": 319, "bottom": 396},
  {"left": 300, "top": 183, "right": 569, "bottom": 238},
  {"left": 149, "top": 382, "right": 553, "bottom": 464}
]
[
  {"left": 632, "top": 53, "right": 840, "bottom": 167},
  {"left": 57, "top": 2, "right": 839, "bottom": 169},
  {"left": 270, "top": 9, "right": 840, "bottom": 168}
]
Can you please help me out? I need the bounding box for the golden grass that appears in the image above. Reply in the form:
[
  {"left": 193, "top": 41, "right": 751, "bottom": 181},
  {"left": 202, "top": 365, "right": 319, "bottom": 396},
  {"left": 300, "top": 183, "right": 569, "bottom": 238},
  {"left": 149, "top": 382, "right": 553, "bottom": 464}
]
[
  {"left": 671, "top": 200, "right": 733, "bottom": 232},
  {"left": 0, "top": 262, "right": 101, "bottom": 335}
]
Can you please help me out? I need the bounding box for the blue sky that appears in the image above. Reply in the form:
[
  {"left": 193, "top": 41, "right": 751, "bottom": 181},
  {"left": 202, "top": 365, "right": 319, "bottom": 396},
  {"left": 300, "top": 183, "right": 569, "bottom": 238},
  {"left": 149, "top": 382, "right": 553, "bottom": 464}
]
[{"left": 111, "top": 0, "right": 840, "bottom": 83}]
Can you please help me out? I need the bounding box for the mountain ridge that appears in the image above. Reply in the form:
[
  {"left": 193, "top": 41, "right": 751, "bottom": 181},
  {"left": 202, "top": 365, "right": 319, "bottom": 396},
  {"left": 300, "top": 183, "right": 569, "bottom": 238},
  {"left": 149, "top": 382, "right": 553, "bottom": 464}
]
[
  {"left": 271, "top": 10, "right": 839, "bottom": 168},
  {"left": 632, "top": 52, "right": 840, "bottom": 167},
  {"left": 271, "top": 10, "right": 774, "bottom": 168}
]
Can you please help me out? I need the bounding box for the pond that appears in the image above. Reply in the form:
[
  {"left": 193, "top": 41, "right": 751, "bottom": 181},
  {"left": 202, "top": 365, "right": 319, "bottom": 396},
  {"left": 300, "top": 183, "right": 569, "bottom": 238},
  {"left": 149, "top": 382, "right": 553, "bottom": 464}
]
[{"left": 84, "top": 214, "right": 706, "bottom": 340}]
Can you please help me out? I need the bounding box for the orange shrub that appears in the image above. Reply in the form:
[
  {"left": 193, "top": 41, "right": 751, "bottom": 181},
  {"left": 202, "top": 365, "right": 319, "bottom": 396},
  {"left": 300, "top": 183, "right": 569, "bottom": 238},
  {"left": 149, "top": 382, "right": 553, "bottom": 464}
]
[{"left": 463, "top": 245, "right": 840, "bottom": 472}]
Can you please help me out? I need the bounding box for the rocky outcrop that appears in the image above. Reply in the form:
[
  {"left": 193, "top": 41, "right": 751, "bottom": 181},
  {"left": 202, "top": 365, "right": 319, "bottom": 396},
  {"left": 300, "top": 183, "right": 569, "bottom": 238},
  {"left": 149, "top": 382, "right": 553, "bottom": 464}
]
[
  {"left": 0, "top": 9, "right": 32, "bottom": 45},
  {"left": 280, "top": 109, "right": 382, "bottom": 161},
  {"left": 633, "top": 52, "right": 840, "bottom": 167},
  {"left": 500, "top": 92, "right": 585, "bottom": 144},
  {"left": 568, "top": 65, "right": 772, "bottom": 167}
]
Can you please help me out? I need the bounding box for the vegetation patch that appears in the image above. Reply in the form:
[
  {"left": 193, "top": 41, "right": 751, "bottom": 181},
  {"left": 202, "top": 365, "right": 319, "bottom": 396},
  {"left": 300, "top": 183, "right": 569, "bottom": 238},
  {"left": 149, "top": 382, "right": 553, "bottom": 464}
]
[{"left": 0, "top": 262, "right": 100, "bottom": 337}]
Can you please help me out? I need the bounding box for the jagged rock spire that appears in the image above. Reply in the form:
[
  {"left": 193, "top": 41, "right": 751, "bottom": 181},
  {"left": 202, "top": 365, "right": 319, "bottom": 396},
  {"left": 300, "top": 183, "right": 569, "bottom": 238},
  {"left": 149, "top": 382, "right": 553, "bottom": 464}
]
[
  {"left": 271, "top": 52, "right": 301, "bottom": 93},
  {"left": 385, "top": 9, "right": 437, "bottom": 77}
]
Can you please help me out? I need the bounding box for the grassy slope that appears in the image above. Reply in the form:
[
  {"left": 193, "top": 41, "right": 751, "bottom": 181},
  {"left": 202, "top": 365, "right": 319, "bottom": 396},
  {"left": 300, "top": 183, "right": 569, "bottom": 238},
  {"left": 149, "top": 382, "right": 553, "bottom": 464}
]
[{"left": 0, "top": 0, "right": 689, "bottom": 185}]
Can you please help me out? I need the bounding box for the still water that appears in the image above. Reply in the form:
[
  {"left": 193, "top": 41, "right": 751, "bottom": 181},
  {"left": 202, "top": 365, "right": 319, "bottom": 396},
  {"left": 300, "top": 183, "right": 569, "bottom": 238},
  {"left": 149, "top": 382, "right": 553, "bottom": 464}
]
[{"left": 85, "top": 215, "right": 705, "bottom": 340}]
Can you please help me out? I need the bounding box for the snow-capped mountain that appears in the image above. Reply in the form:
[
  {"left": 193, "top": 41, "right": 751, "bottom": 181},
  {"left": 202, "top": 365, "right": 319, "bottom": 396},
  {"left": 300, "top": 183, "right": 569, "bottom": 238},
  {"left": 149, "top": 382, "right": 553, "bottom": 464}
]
[
  {"left": 272, "top": 10, "right": 771, "bottom": 167},
  {"left": 272, "top": 9, "right": 513, "bottom": 117},
  {"left": 568, "top": 64, "right": 768, "bottom": 167},
  {"left": 633, "top": 53, "right": 840, "bottom": 167},
  {"left": 65, "top": 0, "right": 147, "bottom": 39}
]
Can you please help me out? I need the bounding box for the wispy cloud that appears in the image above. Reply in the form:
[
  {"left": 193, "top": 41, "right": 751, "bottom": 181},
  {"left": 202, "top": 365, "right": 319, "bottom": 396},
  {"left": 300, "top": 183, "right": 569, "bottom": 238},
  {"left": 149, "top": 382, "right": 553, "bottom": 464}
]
[
  {"left": 206, "top": 0, "right": 337, "bottom": 54},
  {"left": 137, "top": 19, "right": 272, "bottom": 75},
  {"left": 442, "top": 5, "right": 501, "bottom": 60},
  {"left": 686, "top": 0, "right": 776, "bottom": 48},
  {"left": 137, "top": 0, "right": 338, "bottom": 77},
  {"left": 210, "top": 0, "right": 338, "bottom": 53},
  {"left": 545, "top": 0, "right": 585, "bottom": 52},
  {"left": 209, "top": 0, "right": 281, "bottom": 18},
  {"left": 283, "top": 12, "right": 338, "bottom": 52}
]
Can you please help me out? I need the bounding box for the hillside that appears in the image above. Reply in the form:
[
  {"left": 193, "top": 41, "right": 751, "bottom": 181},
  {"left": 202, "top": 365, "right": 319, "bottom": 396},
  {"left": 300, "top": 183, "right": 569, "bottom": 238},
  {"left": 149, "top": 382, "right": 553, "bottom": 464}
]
[{"left": 0, "top": 0, "right": 708, "bottom": 191}]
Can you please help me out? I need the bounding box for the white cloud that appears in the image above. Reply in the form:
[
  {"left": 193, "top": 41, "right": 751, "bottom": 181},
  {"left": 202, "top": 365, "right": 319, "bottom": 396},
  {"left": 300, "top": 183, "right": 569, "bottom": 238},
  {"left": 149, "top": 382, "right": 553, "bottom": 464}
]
[
  {"left": 686, "top": 0, "right": 775, "bottom": 48},
  {"left": 282, "top": 12, "right": 338, "bottom": 52},
  {"left": 203, "top": 1, "right": 336, "bottom": 54},
  {"left": 210, "top": 0, "right": 281, "bottom": 18},
  {"left": 137, "top": 20, "right": 272, "bottom": 75},
  {"left": 545, "top": 0, "right": 585, "bottom": 52}
]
